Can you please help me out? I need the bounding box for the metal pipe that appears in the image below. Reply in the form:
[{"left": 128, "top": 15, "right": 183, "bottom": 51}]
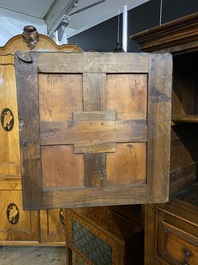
[
  {"left": 70, "top": 0, "right": 106, "bottom": 16},
  {"left": 122, "top": 5, "right": 128, "bottom": 52}
]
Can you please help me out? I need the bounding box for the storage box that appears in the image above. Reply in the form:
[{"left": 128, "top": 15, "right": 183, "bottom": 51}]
[{"left": 65, "top": 207, "right": 144, "bottom": 265}]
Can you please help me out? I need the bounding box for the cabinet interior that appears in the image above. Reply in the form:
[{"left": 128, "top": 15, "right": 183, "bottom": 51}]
[{"left": 171, "top": 51, "right": 198, "bottom": 208}]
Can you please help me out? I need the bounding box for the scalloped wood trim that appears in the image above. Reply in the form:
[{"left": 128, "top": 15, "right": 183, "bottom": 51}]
[{"left": 0, "top": 34, "right": 83, "bottom": 54}]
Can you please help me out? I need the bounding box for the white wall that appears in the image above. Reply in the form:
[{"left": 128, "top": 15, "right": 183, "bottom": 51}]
[{"left": 0, "top": 8, "right": 47, "bottom": 46}]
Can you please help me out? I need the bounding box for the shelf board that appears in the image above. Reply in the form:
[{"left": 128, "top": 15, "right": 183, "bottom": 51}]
[
  {"left": 173, "top": 183, "right": 198, "bottom": 207},
  {"left": 172, "top": 115, "right": 198, "bottom": 124}
]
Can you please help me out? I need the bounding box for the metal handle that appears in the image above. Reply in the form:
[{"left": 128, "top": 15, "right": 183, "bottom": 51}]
[{"left": 183, "top": 248, "right": 192, "bottom": 265}]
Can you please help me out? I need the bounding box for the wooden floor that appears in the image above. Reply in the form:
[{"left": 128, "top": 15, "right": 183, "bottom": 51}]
[{"left": 0, "top": 246, "right": 85, "bottom": 265}]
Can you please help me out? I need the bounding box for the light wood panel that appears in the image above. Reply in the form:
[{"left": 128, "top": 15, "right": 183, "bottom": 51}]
[{"left": 0, "top": 27, "right": 82, "bottom": 245}]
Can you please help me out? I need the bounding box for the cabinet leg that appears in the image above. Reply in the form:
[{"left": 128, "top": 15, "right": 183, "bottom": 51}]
[{"left": 66, "top": 246, "right": 72, "bottom": 265}]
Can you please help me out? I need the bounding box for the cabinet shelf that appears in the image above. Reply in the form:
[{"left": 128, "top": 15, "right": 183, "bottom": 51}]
[
  {"left": 172, "top": 115, "right": 198, "bottom": 124},
  {"left": 174, "top": 183, "right": 198, "bottom": 207}
]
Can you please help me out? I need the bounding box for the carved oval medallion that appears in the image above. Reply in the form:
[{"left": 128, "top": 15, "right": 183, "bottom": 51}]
[
  {"left": 59, "top": 209, "right": 65, "bottom": 225},
  {"left": 1, "top": 108, "right": 14, "bottom": 131},
  {"left": 7, "top": 203, "right": 19, "bottom": 225}
]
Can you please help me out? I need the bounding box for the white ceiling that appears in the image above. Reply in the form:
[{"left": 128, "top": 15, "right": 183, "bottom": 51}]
[
  {"left": 0, "top": 0, "right": 149, "bottom": 38},
  {"left": 0, "top": 0, "right": 55, "bottom": 18}
]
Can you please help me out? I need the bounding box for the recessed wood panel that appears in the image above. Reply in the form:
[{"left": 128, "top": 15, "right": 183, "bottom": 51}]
[
  {"left": 106, "top": 74, "right": 147, "bottom": 120},
  {"left": 42, "top": 145, "right": 84, "bottom": 188},
  {"left": 0, "top": 66, "right": 20, "bottom": 177},
  {"left": 107, "top": 143, "right": 146, "bottom": 185},
  {"left": 39, "top": 74, "right": 83, "bottom": 122}
]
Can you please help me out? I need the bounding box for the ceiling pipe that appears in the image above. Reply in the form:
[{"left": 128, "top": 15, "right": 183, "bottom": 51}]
[
  {"left": 70, "top": 0, "right": 106, "bottom": 16},
  {"left": 122, "top": 5, "right": 128, "bottom": 52}
]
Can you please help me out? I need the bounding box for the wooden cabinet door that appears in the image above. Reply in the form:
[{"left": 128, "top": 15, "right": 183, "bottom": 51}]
[
  {"left": 15, "top": 52, "right": 172, "bottom": 210},
  {"left": 0, "top": 191, "right": 38, "bottom": 243}
]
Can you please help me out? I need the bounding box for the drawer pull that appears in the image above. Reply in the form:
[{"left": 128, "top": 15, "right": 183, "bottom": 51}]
[{"left": 183, "top": 248, "right": 192, "bottom": 265}]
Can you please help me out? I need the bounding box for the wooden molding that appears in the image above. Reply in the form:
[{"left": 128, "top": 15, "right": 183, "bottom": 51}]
[{"left": 130, "top": 12, "right": 198, "bottom": 52}]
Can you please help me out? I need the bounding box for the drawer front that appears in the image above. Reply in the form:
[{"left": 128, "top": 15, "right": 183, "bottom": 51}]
[
  {"left": 157, "top": 208, "right": 198, "bottom": 265},
  {"left": 162, "top": 222, "right": 198, "bottom": 264}
]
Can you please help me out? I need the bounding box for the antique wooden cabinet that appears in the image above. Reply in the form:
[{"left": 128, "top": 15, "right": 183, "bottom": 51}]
[
  {"left": 65, "top": 206, "right": 144, "bottom": 265},
  {"left": 0, "top": 26, "right": 82, "bottom": 245},
  {"left": 131, "top": 12, "right": 198, "bottom": 265},
  {"left": 14, "top": 50, "right": 172, "bottom": 210}
]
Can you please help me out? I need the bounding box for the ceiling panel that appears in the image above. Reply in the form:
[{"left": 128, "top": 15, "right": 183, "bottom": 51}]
[
  {"left": 0, "top": 0, "right": 150, "bottom": 38},
  {"left": 45, "top": 0, "right": 150, "bottom": 37},
  {"left": 0, "top": 0, "right": 55, "bottom": 18},
  {"left": 68, "top": 0, "right": 149, "bottom": 31}
]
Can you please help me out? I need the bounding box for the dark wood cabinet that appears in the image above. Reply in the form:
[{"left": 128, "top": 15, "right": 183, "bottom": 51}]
[{"left": 131, "top": 12, "right": 198, "bottom": 265}]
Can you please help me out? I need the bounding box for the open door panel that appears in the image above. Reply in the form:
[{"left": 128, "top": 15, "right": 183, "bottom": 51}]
[{"left": 15, "top": 52, "right": 172, "bottom": 210}]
